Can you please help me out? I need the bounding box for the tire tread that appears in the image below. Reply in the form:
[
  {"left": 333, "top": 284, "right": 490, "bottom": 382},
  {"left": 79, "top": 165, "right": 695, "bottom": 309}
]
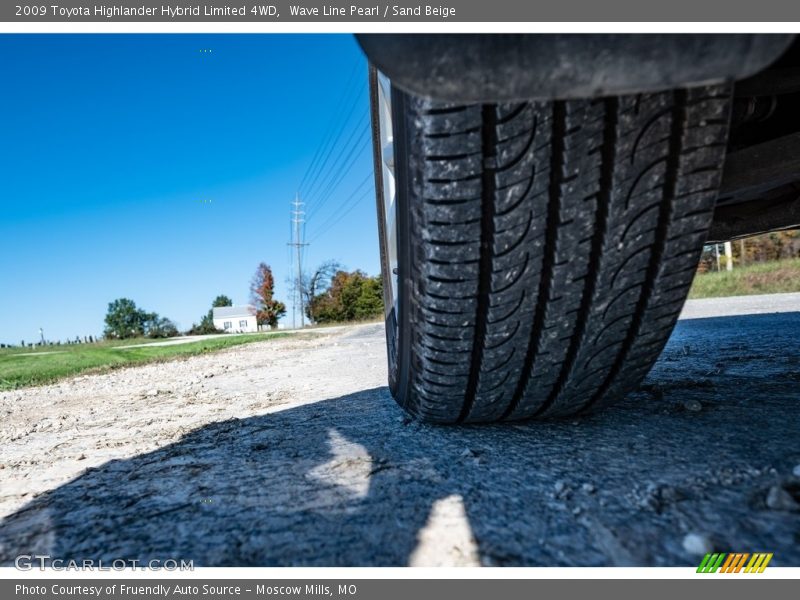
[{"left": 394, "top": 86, "right": 731, "bottom": 422}]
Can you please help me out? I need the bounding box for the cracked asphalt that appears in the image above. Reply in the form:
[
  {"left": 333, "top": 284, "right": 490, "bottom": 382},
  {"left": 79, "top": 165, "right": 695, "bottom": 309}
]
[{"left": 0, "top": 295, "right": 798, "bottom": 566}]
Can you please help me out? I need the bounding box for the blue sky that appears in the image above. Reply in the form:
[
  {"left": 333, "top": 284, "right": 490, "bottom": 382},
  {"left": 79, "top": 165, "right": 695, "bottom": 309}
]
[{"left": 0, "top": 34, "right": 378, "bottom": 344}]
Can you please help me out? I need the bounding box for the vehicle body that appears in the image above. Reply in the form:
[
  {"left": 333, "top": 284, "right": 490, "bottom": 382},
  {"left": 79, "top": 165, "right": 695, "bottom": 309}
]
[{"left": 358, "top": 34, "right": 800, "bottom": 423}]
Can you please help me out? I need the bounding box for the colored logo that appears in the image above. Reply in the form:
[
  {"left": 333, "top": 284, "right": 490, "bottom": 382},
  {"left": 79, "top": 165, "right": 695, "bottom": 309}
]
[{"left": 697, "top": 553, "right": 773, "bottom": 573}]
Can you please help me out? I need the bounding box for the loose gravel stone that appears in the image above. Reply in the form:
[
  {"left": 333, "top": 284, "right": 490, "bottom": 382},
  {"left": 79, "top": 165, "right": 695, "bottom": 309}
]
[
  {"left": 682, "top": 533, "right": 714, "bottom": 556},
  {"left": 684, "top": 399, "right": 702, "bottom": 412},
  {"left": 765, "top": 485, "right": 799, "bottom": 511}
]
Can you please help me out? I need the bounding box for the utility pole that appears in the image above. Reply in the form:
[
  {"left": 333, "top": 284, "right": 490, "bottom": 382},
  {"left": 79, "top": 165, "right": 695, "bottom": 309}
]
[
  {"left": 724, "top": 240, "right": 734, "bottom": 271},
  {"left": 289, "top": 228, "right": 295, "bottom": 329},
  {"left": 288, "top": 194, "right": 309, "bottom": 328},
  {"left": 740, "top": 238, "right": 747, "bottom": 267}
]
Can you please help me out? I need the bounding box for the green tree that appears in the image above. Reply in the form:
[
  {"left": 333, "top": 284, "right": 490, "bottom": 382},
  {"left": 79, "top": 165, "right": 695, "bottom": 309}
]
[
  {"left": 104, "top": 298, "right": 146, "bottom": 339},
  {"left": 308, "top": 270, "right": 383, "bottom": 324},
  {"left": 212, "top": 295, "right": 233, "bottom": 308},
  {"left": 146, "top": 316, "right": 179, "bottom": 339},
  {"left": 354, "top": 275, "right": 383, "bottom": 319},
  {"left": 104, "top": 299, "right": 179, "bottom": 340}
]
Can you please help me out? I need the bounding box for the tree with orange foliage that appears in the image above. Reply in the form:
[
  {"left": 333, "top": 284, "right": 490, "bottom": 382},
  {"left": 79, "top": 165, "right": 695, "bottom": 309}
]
[{"left": 250, "top": 262, "right": 286, "bottom": 330}]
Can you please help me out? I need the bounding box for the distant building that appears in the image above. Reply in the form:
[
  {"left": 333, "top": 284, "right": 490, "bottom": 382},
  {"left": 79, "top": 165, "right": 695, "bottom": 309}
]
[{"left": 212, "top": 305, "right": 258, "bottom": 333}]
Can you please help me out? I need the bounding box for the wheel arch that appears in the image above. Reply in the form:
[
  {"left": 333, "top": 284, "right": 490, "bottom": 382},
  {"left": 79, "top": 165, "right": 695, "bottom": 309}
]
[{"left": 356, "top": 34, "right": 794, "bottom": 103}]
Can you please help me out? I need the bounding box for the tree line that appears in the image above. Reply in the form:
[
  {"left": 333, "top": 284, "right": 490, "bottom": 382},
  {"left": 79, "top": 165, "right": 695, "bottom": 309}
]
[
  {"left": 699, "top": 229, "right": 800, "bottom": 272},
  {"left": 101, "top": 261, "right": 383, "bottom": 340},
  {"left": 103, "top": 298, "right": 179, "bottom": 339},
  {"left": 299, "top": 260, "right": 383, "bottom": 324}
]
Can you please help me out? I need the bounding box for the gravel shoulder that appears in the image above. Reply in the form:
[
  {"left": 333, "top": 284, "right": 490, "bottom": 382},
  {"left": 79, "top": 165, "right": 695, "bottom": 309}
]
[
  {"left": 0, "top": 306, "right": 798, "bottom": 567},
  {"left": 680, "top": 291, "right": 800, "bottom": 320}
]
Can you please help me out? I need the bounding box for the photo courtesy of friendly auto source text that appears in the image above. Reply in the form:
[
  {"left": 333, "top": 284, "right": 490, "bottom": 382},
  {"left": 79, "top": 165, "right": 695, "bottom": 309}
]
[{"left": 1, "top": 0, "right": 799, "bottom": 595}]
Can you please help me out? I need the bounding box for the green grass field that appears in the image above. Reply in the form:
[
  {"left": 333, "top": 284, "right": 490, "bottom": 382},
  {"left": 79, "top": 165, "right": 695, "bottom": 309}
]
[
  {"left": 0, "top": 333, "right": 286, "bottom": 391},
  {"left": 689, "top": 257, "right": 800, "bottom": 299}
]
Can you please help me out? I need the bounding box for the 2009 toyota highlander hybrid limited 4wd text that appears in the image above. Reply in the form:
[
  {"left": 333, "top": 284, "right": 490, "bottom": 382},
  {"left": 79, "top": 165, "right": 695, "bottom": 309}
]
[{"left": 358, "top": 34, "right": 800, "bottom": 423}]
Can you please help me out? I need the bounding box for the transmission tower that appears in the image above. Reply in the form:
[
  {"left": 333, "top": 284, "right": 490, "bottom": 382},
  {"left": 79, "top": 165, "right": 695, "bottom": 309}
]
[{"left": 288, "top": 194, "right": 309, "bottom": 328}]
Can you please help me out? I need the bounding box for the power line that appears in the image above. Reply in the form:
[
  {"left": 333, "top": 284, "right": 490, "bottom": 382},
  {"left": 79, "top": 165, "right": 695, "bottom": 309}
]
[
  {"left": 309, "top": 186, "right": 373, "bottom": 243},
  {"left": 296, "top": 61, "right": 362, "bottom": 195},
  {"left": 301, "top": 81, "right": 365, "bottom": 202},
  {"left": 306, "top": 123, "right": 371, "bottom": 222},
  {"left": 306, "top": 112, "right": 370, "bottom": 212},
  {"left": 291, "top": 62, "right": 373, "bottom": 315},
  {"left": 309, "top": 170, "right": 372, "bottom": 231},
  {"left": 301, "top": 78, "right": 368, "bottom": 206},
  {"left": 308, "top": 183, "right": 374, "bottom": 244}
]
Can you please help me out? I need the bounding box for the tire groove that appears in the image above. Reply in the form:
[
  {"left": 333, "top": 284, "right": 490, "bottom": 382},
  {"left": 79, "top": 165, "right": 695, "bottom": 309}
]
[
  {"left": 581, "top": 89, "right": 688, "bottom": 413},
  {"left": 460, "top": 104, "right": 498, "bottom": 423},
  {"left": 536, "top": 98, "right": 618, "bottom": 416},
  {"left": 501, "top": 101, "right": 565, "bottom": 420}
]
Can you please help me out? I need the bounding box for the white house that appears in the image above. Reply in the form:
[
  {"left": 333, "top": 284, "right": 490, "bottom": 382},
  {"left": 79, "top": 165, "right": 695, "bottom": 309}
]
[{"left": 212, "top": 305, "right": 258, "bottom": 333}]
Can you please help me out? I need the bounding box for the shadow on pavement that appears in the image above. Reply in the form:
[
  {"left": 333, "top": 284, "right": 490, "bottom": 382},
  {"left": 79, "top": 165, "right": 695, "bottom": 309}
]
[{"left": 0, "top": 312, "right": 798, "bottom": 566}]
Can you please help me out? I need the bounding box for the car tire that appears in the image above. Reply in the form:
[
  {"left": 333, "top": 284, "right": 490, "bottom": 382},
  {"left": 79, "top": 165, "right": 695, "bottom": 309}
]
[{"left": 371, "top": 69, "right": 732, "bottom": 423}]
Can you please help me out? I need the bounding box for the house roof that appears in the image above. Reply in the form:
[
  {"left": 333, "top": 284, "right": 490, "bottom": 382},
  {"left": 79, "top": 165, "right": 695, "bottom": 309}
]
[{"left": 212, "top": 305, "right": 256, "bottom": 319}]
